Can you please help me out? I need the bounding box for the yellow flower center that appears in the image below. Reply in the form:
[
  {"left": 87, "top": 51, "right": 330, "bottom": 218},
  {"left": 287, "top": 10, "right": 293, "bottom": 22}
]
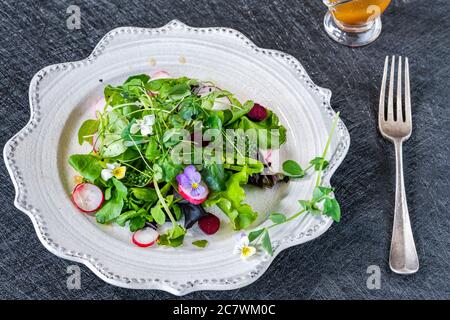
[
  {"left": 242, "top": 246, "right": 252, "bottom": 257},
  {"left": 191, "top": 182, "right": 199, "bottom": 189},
  {"left": 112, "top": 166, "right": 126, "bottom": 179}
]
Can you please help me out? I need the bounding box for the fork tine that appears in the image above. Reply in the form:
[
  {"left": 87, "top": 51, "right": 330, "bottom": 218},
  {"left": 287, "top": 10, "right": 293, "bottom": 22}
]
[
  {"left": 387, "top": 55, "right": 395, "bottom": 121},
  {"left": 404, "top": 57, "right": 412, "bottom": 124},
  {"left": 397, "top": 56, "right": 402, "bottom": 121},
  {"left": 379, "top": 56, "right": 389, "bottom": 122}
]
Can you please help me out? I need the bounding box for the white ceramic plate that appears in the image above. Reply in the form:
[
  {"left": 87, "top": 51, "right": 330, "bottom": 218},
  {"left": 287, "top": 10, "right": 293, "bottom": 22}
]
[{"left": 3, "top": 20, "right": 350, "bottom": 295}]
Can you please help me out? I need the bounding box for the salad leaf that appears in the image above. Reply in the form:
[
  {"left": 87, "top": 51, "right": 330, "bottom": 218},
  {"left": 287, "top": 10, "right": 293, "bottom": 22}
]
[
  {"left": 223, "top": 100, "right": 253, "bottom": 125},
  {"left": 162, "top": 128, "right": 186, "bottom": 148},
  {"left": 204, "top": 113, "right": 223, "bottom": 131},
  {"left": 95, "top": 194, "right": 124, "bottom": 224},
  {"left": 201, "top": 163, "right": 228, "bottom": 192},
  {"left": 100, "top": 133, "right": 127, "bottom": 158},
  {"left": 68, "top": 154, "right": 102, "bottom": 181},
  {"left": 172, "top": 204, "right": 182, "bottom": 221},
  {"left": 282, "top": 160, "right": 305, "bottom": 178},
  {"left": 248, "top": 229, "right": 265, "bottom": 242},
  {"left": 269, "top": 213, "right": 287, "bottom": 224},
  {"left": 158, "top": 224, "right": 186, "bottom": 247},
  {"left": 112, "top": 178, "right": 127, "bottom": 198},
  {"left": 312, "top": 186, "right": 334, "bottom": 202},
  {"left": 151, "top": 203, "right": 166, "bottom": 225},
  {"left": 323, "top": 198, "right": 341, "bottom": 222},
  {"left": 107, "top": 110, "right": 128, "bottom": 134},
  {"left": 124, "top": 74, "right": 150, "bottom": 84},
  {"left": 116, "top": 210, "right": 140, "bottom": 226},
  {"left": 179, "top": 97, "right": 203, "bottom": 121},
  {"left": 204, "top": 169, "right": 258, "bottom": 230},
  {"left": 261, "top": 229, "right": 273, "bottom": 255},
  {"left": 145, "top": 136, "right": 159, "bottom": 161},
  {"left": 130, "top": 188, "right": 158, "bottom": 203},
  {"left": 192, "top": 240, "right": 208, "bottom": 248},
  {"left": 310, "top": 157, "right": 329, "bottom": 171},
  {"left": 96, "top": 178, "right": 127, "bottom": 224},
  {"left": 158, "top": 157, "right": 184, "bottom": 182},
  {"left": 129, "top": 216, "right": 146, "bottom": 232},
  {"left": 104, "top": 187, "right": 112, "bottom": 200},
  {"left": 78, "top": 119, "right": 99, "bottom": 145},
  {"left": 168, "top": 83, "right": 191, "bottom": 100},
  {"left": 233, "top": 110, "right": 286, "bottom": 149}
]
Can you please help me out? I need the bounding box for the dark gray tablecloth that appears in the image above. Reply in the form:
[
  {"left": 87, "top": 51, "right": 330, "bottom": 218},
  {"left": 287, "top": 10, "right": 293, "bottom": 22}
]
[{"left": 1, "top": 0, "right": 449, "bottom": 300}]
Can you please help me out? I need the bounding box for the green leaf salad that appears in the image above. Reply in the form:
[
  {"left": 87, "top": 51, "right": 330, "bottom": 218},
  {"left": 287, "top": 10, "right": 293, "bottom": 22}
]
[{"left": 68, "top": 70, "right": 342, "bottom": 255}]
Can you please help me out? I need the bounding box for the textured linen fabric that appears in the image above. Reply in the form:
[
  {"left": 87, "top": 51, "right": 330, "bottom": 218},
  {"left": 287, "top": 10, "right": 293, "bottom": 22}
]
[{"left": 0, "top": 0, "right": 449, "bottom": 299}]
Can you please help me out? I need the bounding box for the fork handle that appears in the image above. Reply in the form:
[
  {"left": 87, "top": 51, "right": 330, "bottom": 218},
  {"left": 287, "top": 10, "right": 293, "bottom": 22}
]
[{"left": 389, "top": 139, "right": 419, "bottom": 274}]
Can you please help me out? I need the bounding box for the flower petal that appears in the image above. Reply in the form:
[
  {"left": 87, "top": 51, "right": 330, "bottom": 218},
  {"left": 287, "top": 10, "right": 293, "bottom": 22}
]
[
  {"left": 240, "top": 246, "right": 256, "bottom": 259},
  {"left": 239, "top": 236, "right": 250, "bottom": 247},
  {"left": 190, "top": 186, "right": 201, "bottom": 197},
  {"left": 177, "top": 173, "right": 191, "bottom": 189},
  {"left": 106, "top": 163, "right": 116, "bottom": 170},
  {"left": 184, "top": 165, "right": 201, "bottom": 183},
  {"left": 113, "top": 166, "right": 126, "bottom": 179},
  {"left": 195, "top": 184, "right": 206, "bottom": 195},
  {"left": 140, "top": 125, "right": 153, "bottom": 136},
  {"left": 233, "top": 246, "right": 243, "bottom": 255},
  {"left": 101, "top": 169, "right": 114, "bottom": 181},
  {"left": 143, "top": 115, "right": 155, "bottom": 125}
]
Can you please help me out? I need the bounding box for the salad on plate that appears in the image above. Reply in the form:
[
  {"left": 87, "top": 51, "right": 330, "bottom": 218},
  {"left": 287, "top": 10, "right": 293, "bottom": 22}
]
[{"left": 68, "top": 71, "right": 341, "bottom": 258}]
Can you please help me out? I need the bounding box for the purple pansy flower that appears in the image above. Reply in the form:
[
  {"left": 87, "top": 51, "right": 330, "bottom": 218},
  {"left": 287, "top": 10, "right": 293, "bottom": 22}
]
[{"left": 176, "top": 165, "right": 207, "bottom": 198}]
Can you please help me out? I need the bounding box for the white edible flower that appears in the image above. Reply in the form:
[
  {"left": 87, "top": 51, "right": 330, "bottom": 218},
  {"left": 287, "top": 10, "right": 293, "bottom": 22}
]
[
  {"left": 101, "top": 162, "right": 126, "bottom": 181},
  {"left": 233, "top": 235, "right": 256, "bottom": 260},
  {"left": 130, "top": 115, "right": 155, "bottom": 136}
]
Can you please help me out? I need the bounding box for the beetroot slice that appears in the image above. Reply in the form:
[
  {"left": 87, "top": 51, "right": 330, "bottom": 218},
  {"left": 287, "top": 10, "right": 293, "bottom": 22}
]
[
  {"left": 198, "top": 214, "right": 220, "bottom": 235},
  {"left": 247, "top": 103, "right": 268, "bottom": 122}
]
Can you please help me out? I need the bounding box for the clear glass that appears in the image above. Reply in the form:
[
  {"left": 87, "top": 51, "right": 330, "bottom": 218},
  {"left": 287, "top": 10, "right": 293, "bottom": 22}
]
[{"left": 322, "top": 0, "right": 392, "bottom": 47}]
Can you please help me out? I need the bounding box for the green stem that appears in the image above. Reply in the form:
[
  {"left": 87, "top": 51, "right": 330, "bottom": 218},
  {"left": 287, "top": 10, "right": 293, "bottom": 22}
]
[
  {"left": 315, "top": 112, "right": 340, "bottom": 187},
  {"left": 129, "top": 135, "right": 154, "bottom": 173},
  {"left": 267, "top": 209, "right": 307, "bottom": 230},
  {"left": 153, "top": 179, "right": 176, "bottom": 225}
]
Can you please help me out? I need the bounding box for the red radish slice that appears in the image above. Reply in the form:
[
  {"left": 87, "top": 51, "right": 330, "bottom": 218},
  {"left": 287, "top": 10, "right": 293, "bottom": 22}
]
[
  {"left": 198, "top": 214, "right": 220, "bottom": 235},
  {"left": 132, "top": 228, "right": 159, "bottom": 248},
  {"left": 178, "top": 183, "right": 209, "bottom": 205},
  {"left": 151, "top": 70, "right": 171, "bottom": 80},
  {"left": 93, "top": 97, "right": 106, "bottom": 117},
  {"left": 197, "top": 86, "right": 216, "bottom": 96},
  {"left": 72, "top": 183, "right": 104, "bottom": 213}
]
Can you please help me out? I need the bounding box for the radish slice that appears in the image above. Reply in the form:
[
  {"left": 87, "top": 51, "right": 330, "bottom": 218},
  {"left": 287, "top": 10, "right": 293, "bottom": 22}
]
[
  {"left": 93, "top": 97, "right": 107, "bottom": 117},
  {"left": 132, "top": 228, "right": 159, "bottom": 248},
  {"left": 178, "top": 183, "right": 209, "bottom": 205},
  {"left": 150, "top": 70, "right": 171, "bottom": 80},
  {"left": 72, "top": 183, "right": 104, "bottom": 213}
]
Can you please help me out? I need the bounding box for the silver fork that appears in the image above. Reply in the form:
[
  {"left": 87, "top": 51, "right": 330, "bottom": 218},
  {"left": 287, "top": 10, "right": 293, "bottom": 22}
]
[{"left": 378, "top": 55, "right": 419, "bottom": 274}]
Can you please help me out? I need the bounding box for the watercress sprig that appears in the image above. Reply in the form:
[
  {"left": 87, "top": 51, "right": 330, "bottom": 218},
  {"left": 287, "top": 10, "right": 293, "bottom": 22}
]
[{"left": 249, "top": 112, "right": 341, "bottom": 255}]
